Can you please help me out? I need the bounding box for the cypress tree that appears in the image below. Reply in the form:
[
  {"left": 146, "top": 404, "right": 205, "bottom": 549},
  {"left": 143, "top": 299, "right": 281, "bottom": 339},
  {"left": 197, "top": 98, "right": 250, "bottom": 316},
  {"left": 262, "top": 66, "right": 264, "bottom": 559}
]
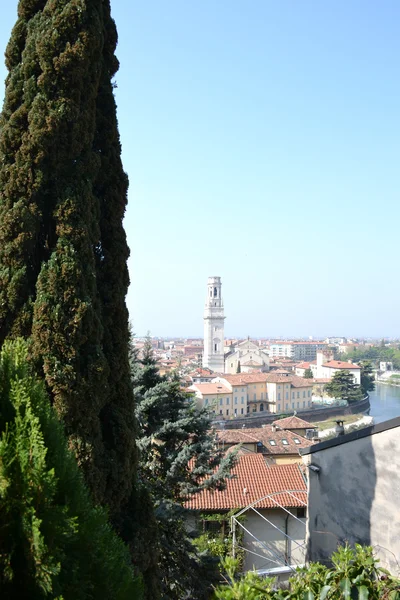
[
  {"left": 0, "top": 339, "right": 142, "bottom": 600},
  {"left": 0, "top": 1, "right": 135, "bottom": 513}
]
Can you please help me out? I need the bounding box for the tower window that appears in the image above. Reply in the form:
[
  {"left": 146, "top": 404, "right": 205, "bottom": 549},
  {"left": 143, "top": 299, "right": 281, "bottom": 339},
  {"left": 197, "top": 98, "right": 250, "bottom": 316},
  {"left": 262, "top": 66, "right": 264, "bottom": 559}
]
[
  {"left": 214, "top": 287, "right": 217, "bottom": 297},
  {"left": 214, "top": 343, "right": 217, "bottom": 352}
]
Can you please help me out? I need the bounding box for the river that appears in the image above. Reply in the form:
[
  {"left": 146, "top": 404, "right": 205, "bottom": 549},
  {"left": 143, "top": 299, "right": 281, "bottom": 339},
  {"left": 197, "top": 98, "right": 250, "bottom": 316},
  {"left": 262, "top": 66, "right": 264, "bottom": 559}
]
[{"left": 368, "top": 383, "right": 400, "bottom": 424}]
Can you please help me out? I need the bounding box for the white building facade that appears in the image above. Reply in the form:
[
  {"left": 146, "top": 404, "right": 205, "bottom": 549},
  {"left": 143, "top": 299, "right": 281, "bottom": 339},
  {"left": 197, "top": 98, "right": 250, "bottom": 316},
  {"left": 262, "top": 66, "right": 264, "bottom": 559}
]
[
  {"left": 269, "top": 342, "right": 327, "bottom": 361},
  {"left": 203, "top": 276, "right": 225, "bottom": 372}
]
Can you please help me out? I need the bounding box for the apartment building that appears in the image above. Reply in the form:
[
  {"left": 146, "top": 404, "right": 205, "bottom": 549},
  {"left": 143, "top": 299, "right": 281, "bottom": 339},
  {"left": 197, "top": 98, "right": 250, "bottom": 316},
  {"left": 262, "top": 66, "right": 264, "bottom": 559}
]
[{"left": 269, "top": 341, "right": 327, "bottom": 361}]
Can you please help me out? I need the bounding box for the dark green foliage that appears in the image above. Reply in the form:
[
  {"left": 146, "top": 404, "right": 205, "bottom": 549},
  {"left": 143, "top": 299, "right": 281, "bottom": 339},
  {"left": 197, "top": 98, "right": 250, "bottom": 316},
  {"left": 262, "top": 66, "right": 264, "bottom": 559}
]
[
  {"left": 303, "top": 367, "right": 313, "bottom": 379},
  {"left": 325, "top": 370, "right": 363, "bottom": 403},
  {"left": 342, "top": 345, "right": 400, "bottom": 370},
  {"left": 0, "top": 338, "right": 142, "bottom": 600},
  {"left": 360, "top": 361, "right": 375, "bottom": 395},
  {"left": 130, "top": 338, "right": 237, "bottom": 600},
  {"left": 215, "top": 544, "right": 400, "bottom": 599},
  {"left": 0, "top": 0, "right": 135, "bottom": 512}
]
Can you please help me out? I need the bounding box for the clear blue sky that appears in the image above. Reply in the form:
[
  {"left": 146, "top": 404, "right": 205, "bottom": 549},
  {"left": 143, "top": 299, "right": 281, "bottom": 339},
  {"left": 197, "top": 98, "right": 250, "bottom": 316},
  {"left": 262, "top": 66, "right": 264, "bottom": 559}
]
[{"left": 1, "top": 1, "right": 399, "bottom": 338}]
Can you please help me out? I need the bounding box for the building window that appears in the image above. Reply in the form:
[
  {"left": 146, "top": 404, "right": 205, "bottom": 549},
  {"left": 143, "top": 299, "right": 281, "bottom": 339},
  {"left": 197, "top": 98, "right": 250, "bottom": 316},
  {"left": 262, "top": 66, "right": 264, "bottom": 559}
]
[
  {"left": 269, "top": 440, "right": 277, "bottom": 446},
  {"left": 278, "top": 393, "right": 281, "bottom": 400},
  {"left": 292, "top": 402, "right": 294, "bottom": 409},
  {"left": 278, "top": 385, "right": 281, "bottom": 389},
  {"left": 241, "top": 408, "right": 244, "bottom": 414},
  {"left": 254, "top": 385, "right": 256, "bottom": 389},
  {"left": 261, "top": 392, "right": 264, "bottom": 400},
  {"left": 253, "top": 393, "right": 256, "bottom": 400},
  {"left": 226, "top": 398, "right": 229, "bottom": 405},
  {"left": 297, "top": 392, "right": 300, "bottom": 399},
  {"left": 234, "top": 408, "right": 237, "bottom": 416},
  {"left": 297, "top": 508, "right": 306, "bottom": 519},
  {"left": 308, "top": 400, "right": 311, "bottom": 406},
  {"left": 303, "top": 391, "right": 306, "bottom": 398},
  {"left": 260, "top": 403, "right": 264, "bottom": 412},
  {"left": 247, "top": 406, "right": 250, "bottom": 413},
  {"left": 292, "top": 392, "right": 295, "bottom": 399},
  {"left": 285, "top": 403, "right": 289, "bottom": 409},
  {"left": 226, "top": 409, "right": 229, "bottom": 416},
  {"left": 219, "top": 410, "right": 222, "bottom": 415},
  {"left": 241, "top": 396, "right": 244, "bottom": 403},
  {"left": 285, "top": 392, "right": 288, "bottom": 400},
  {"left": 214, "top": 343, "right": 217, "bottom": 352},
  {"left": 214, "top": 287, "right": 217, "bottom": 297},
  {"left": 204, "top": 399, "right": 208, "bottom": 406},
  {"left": 308, "top": 390, "right": 311, "bottom": 397},
  {"left": 242, "top": 388, "right": 245, "bottom": 392},
  {"left": 231, "top": 363, "right": 233, "bottom": 367},
  {"left": 252, "top": 406, "right": 257, "bottom": 412},
  {"left": 303, "top": 401, "right": 306, "bottom": 408},
  {"left": 234, "top": 398, "right": 238, "bottom": 405},
  {"left": 282, "top": 439, "right": 289, "bottom": 445},
  {"left": 293, "top": 438, "right": 301, "bottom": 444},
  {"left": 278, "top": 404, "right": 281, "bottom": 411},
  {"left": 297, "top": 402, "right": 300, "bottom": 409},
  {"left": 220, "top": 398, "right": 223, "bottom": 406}
]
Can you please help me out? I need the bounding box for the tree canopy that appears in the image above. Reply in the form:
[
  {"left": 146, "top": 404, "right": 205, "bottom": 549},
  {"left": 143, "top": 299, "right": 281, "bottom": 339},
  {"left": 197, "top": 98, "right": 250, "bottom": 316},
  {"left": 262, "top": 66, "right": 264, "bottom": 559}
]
[
  {"left": 0, "top": 338, "right": 141, "bottom": 600},
  {"left": 303, "top": 367, "right": 313, "bottom": 379},
  {"left": 130, "top": 339, "right": 237, "bottom": 599},
  {"left": 0, "top": 0, "right": 136, "bottom": 516},
  {"left": 325, "top": 370, "right": 363, "bottom": 403}
]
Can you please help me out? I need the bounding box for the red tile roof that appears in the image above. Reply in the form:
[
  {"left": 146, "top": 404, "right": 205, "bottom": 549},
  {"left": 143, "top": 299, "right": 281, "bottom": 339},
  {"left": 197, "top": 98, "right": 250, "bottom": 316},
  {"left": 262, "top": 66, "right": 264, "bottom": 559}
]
[
  {"left": 219, "top": 373, "right": 269, "bottom": 384},
  {"left": 323, "top": 361, "right": 360, "bottom": 370},
  {"left": 295, "top": 361, "right": 315, "bottom": 369},
  {"left": 265, "top": 374, "right": 313, "bottom": 388},
  {"left": 186, "top": 456, "right": 307, "bottom": 510},
  {"left": 215, "top": 427, "right": 313, "bottom": 455},
  {"left": 272, "top": 415, "right": 315, "bottom": 430},
  {"left": 190, "top": 383, "right": 231, "bottom": 395}
]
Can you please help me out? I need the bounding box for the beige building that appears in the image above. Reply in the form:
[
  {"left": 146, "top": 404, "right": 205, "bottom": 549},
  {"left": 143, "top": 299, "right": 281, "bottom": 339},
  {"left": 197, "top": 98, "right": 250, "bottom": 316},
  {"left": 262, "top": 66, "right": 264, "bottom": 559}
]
[
  {"left": 224, "top": 339, "right": 270, "bottom": 374},
  {"left": 213, "top": 372, "right": 313, "bottom": 415},
  {"left": 189, "top": 382, "right": 237, "bottom": 417}
]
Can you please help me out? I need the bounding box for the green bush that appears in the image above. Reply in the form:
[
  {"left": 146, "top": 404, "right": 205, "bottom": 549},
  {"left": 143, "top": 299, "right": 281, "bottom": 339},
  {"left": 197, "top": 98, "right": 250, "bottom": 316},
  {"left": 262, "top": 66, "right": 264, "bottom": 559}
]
[
  {"left": 214, "top": 544, "right": 400, "bottom": 599},
  {"left": 0, "top": 339, "right": 142, "bottom": 599}
]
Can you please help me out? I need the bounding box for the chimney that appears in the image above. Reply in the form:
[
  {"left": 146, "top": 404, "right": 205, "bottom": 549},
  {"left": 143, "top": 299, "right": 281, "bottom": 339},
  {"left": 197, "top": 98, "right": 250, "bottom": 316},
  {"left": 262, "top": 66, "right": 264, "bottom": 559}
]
[
  {"left": 271, "top": 424, "right": 276, "bottom": 432},
  {"left": 335, "top": 420, "right": 345, "bottom": 437}
]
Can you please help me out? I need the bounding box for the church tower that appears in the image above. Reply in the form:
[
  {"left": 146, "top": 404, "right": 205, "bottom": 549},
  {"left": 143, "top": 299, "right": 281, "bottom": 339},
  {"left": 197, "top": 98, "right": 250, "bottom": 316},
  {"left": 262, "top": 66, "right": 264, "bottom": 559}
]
[{"left": 203, "top": 276, "right": 225, "bottom": 372}]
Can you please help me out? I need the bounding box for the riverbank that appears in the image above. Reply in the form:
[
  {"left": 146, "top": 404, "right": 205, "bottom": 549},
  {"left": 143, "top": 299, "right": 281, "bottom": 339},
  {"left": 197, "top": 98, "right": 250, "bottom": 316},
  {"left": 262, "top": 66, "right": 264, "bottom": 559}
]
[
  {"left": 317, "top": 415, "right": 374, "bottom": 439},
  {"left": 213, "top": 395, "right": 371, "bottom": 429}
]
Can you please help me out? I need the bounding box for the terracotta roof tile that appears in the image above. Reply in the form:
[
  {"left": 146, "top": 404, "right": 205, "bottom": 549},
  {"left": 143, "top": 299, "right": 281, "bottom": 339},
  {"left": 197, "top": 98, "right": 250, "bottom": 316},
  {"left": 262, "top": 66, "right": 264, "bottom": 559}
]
[
  {"left": 189, "top": 383, "right": 231, "bottom": 395},
  {"left": 322, "top": 361, "right": 360, "bottom": 370},
  {"left": 215, "top": 427, "right": 313, "bottom": 455},
  {"left": 218, "top": 373, "right": 268, "bottom": 384},
  {"left": 186, "top": 456, "right": 307, "bottom": 510},
  {"left": 272, "top": 415, "right": 315, "bottom": 430}
]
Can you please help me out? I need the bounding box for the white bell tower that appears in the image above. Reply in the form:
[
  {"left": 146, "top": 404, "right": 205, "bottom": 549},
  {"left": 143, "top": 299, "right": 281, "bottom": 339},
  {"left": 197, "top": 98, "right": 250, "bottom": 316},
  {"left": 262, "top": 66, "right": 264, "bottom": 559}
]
[{"left": 203, "top": 276, "right": 225, "bottom": 372}]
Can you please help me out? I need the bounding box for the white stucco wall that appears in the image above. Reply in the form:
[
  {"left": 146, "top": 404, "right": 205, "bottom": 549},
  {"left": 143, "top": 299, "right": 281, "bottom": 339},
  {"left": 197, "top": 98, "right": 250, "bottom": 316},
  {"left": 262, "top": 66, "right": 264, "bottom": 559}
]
[
  {"left": 303, "top": 419, "right": 400, "bottom": 576},
  {"left": 242, "top": 508, "right": 306, "bottom": 571}
]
